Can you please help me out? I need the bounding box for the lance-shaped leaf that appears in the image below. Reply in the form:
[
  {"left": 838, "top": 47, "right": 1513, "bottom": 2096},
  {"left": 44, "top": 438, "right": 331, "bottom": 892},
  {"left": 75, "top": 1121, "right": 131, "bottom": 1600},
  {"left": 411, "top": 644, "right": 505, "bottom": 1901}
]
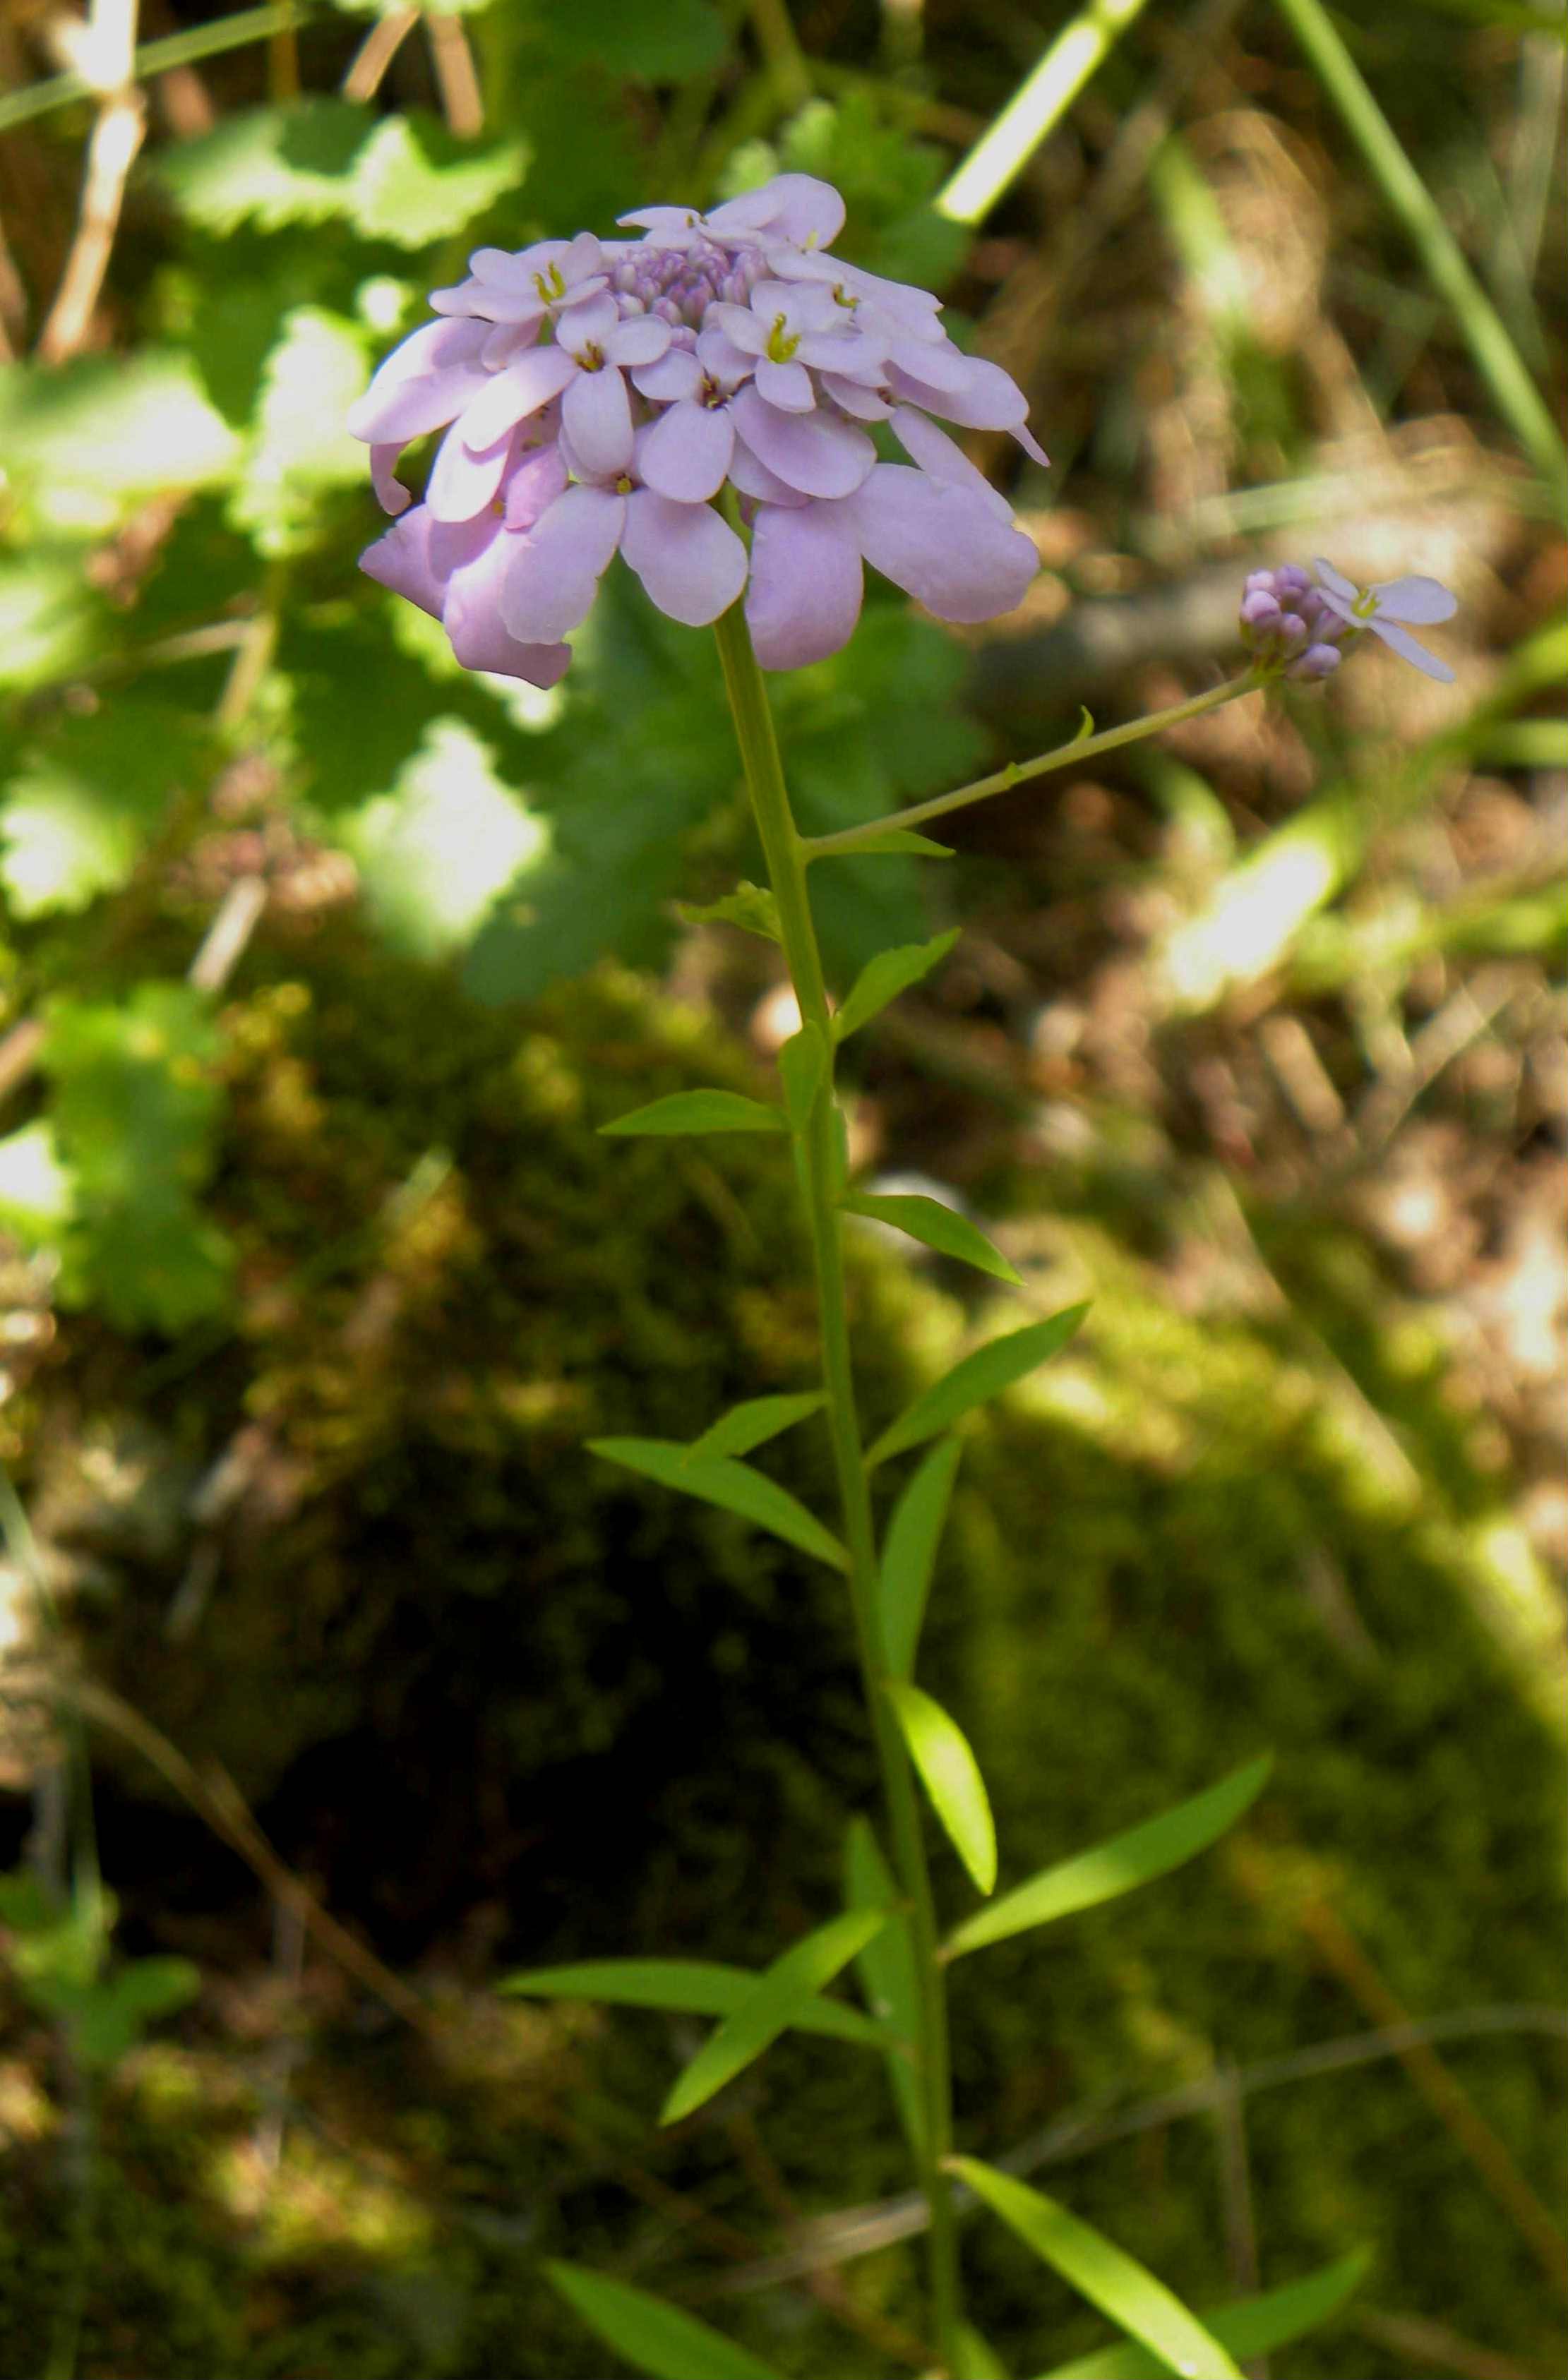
[
  {"left": 832, "top": 927, "right": 960, "bottom": 1043},
  {"left": 944, "top": 1755, "right": 1274, "bottom": 1961},
  {"left": 777, "top": 1025, "right": 830, "bottom": 1131},
  {"left": 588, "top": 1438, "right": 847, "bottom": 1571},
  {"left": 844, "top": 1819, "right": 923, "bottom": 2153},
  {"left": 866, "top": 1305, "right": 1089, "bottom": 1468},
  {"left": 885, "top": 1681, "right": 996, "bottom": 1895},
  {"left": 950, "top": 2160, "right": 1245, "bottom": 2380},
  {"left": 839, "top": 829, "right": 954, "bottom": 859},
  {"left": 878, "top": 1436, "right": 962, "bottom": 1680},
  {"left": 685, "top": 1392, "right": 826, "bottom": 1467},
  {"left": 601, "top": 1090, "right": 787, "bottom": 1136},
  {"left": 661, "top": 1907, "right": 889, "bottom": 2126},
  {"left": 1030, "top": 2249, "right": 1371, "bottom": 2379},
  {"left": 958, "top": 2323, "right": 1015, "bottom": 2380},
  {"left": 845, "top": 1192, "right": 1021, "bottom": 1286},
  {"left": 546, "top": 2262, "right": 789, "bottom": 2380},
  {"left": 501, "top": 1957, "right": 885, "bottom": 2048}
]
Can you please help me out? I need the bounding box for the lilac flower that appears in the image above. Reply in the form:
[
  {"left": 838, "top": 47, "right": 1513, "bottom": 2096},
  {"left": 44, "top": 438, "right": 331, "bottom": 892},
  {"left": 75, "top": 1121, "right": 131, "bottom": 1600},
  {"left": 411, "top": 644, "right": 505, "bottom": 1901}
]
[
  {"left": 1237, "top": 564, "right": 1348, "bottom": 681},
  {"left": 1312, "top": 558, "right": 1458, "bottom": 683},
  {"left": 349, "top": 174, "right": 1047, "bottom": 682}
]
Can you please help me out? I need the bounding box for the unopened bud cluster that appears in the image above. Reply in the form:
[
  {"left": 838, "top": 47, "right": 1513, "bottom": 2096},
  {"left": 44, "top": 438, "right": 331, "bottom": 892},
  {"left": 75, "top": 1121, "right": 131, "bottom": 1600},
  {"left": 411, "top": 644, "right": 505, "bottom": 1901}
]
[{"left": 1238, "top": 565, "right": 1346, "bottom": 680}]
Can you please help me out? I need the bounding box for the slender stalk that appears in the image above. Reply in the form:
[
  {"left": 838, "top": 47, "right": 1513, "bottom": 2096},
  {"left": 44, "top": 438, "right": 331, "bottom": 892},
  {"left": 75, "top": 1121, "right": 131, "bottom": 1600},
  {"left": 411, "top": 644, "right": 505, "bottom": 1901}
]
[
  {"left": 804, "top": 671, "right": 1262, "bottom": 860},
  {"left": 712, "top": 603, "right": 966, "bottom": 2375}
]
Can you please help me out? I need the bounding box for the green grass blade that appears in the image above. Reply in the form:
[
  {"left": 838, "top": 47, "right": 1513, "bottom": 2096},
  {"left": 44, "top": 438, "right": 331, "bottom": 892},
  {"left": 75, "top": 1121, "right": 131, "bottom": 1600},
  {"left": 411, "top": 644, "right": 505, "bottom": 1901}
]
[
  {"left": 588, "top": 1438, "right": 847, "bottom": 1570},
  {"left": 878, "top": 1436, "right": 962, "bottom": 1680},
  {"left": 866, "top": 1306, "right": 1089, "bottom": 1468},
  {"left": 844, "top": 1818, "right": 925, "bottom": 2152},
  {"left": 845, "top": 1193, "right": 1022, "bottom": 1286},
  {"left": 546, "top": 2262, "right": 790, "bottom": 2380},
  {"left": 885, "top": 1680, "right": 997, "bottom": 1894},
  {"left": 600, "top": 1090, "right": 786, "bottom": 1136},
  {"left": 937, "top": 0, "right": 1154, "bottom": 226},
  {"left": 944, "top": 1755, "right": 1273, "bottom": 1961},
  {"left": 685, "top": 1392, "right": 826, "bottom": 1465},
  {"left": 950, "top": 2160, "right": 1245, "bottom": 2380},
  {"left": 501, "top": 1957, "right": 885, "bottom": 2047},
  {"left": 1029, "top": 2249, "right": 1372, "bottom": 2378},
  {"left": 661, "top": 1907, "right": 888, "bottom": 2125},
  {"left": 832, "top": 929, "right": 960, "bottom": 1042}
]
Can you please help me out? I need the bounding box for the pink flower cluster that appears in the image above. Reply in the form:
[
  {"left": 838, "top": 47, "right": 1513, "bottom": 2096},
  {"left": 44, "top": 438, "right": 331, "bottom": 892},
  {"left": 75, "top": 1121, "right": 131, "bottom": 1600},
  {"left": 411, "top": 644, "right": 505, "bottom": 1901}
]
[
  {"left": 1240, "top": 560, "right": 1457, "bottom": 684},
  {"left": 347, "top": 175, "right": 1044, "bottom": 684}
]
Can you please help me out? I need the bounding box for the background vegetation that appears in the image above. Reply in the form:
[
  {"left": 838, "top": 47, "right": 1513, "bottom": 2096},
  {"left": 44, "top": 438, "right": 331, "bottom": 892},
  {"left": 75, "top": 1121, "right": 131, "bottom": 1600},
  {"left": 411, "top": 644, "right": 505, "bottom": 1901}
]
[{"left": 0, "top": 0, "right": 1562, "bottom": 2373}]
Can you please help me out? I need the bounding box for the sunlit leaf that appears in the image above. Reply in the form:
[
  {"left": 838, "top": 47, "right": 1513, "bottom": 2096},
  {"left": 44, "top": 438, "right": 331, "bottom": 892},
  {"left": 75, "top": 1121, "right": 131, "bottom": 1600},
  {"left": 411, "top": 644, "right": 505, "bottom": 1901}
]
[
  {"left": 600, "top": 1090, "right": 787, "bottom": 1136},
  {"left": 0, "top": 352, "right": 240, "bottom": 524},
  {"left": 229, "top": 306, "right": 372, "bottom": 555},
  {"left": 678, "top": 882, "right": 782, "bottom": 942},
  {"left": 501, "top": 1957, "right": 884, "bottom": 2047},
  {"left": 0, "top": 1124, "right": 74, "bottom": 1242},
  {"left": 588, "top": 1438, "right": 847, "bottom": 1571},
  {"left": 950, "top": 2160, "right": 1245, "bottom": 2380},
  {"left": 844, "top": 1819, "right": 923, "bottom": 2153},
  {"left": 866, "top": 1306, "right": 1089, "bottom": 1468},
  {"left": 0, "top": 554, "right": 104, "bottom": 689},
  {"left": 832, "top": 927, "right": 960, "bottom": 1042},
  {"left": 945, "top": 1755, "right": 1274, "bottom": 1960},
  {"left": 1032, "top": 2250, "right": 1372, "bottom": 2379},
  {"left": 344, "top": 719, "right": 546, "bottom": 960},
  {"left": 662, "top": 1907, "right": 887, "bottom": 2124},
  {"left": 878, "top": 1436, "right": 962, "bottom": 1680},
  {"left": 1, "top": 701, "right": 204, "bottom": 918},
  {"left": 154, "top": 100, "right": 372, "bottom": 233},
  {"left": 546, "top": 2263, "right": 789, "bottom": 2380},
  {"left": 844, "top": 1191, "right": 1020, "bottom": 1285},
  {"left": 347, "top": 114, "right": 529, "bottom": 249},
  {"left": 777, "top": 1025, "right": 829, "bottom": 1131},
  {"left": 885, "top": 1680, "right": 996, "bottom": 1894},
  {"left": 686, "top": 1392, "right": 825, "bottom": 1465}
]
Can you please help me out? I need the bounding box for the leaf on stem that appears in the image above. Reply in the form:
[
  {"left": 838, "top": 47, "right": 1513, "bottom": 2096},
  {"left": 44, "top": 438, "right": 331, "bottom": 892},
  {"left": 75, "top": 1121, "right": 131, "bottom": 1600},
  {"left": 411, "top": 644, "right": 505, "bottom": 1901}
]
[
  {"left": 546, "top": 2262, "right": 790, "bottom": 2380},
  {"left": 684, "top": 1392, "right": 826, "bottom": 1466},
  {"left": 588, "top": 1438, "right": 848, "bottom": 1571},
  {"left": 600, "top": 1090, "right": 787, "bottom": 1136},
  {"left": 943, "top": 1754, "right": 1274, "bottom": 1960},
  {"left": 832, "top": 829, "right": 954, "bottom": 859},
  {"left": 677, "top": 882, "right": 782, "bottom": 943},
  {"left": 866, "top": 1305, "right": 1089, "bottom": 1468},
  {"left": 501, "top": 1956, "right": 884, "bottom": 2047},
  {"left": 1029, "top": 2249, "right": 1372, "bottom": 2379},
  {"left": 777, "top": 1024, "right": 830, "bottom": 1133},
  {"left": 949, "top": 2160, "right": 1246, "bottom": 2380},
  {"left": 661, "top": 1906, "right": 889, "bottom": 2126},
  {"left": 878, "top": 1436, "right": 962, "bottom": 1681},
  {"left": 885, "top": 1680, "right": 996, "bottom": 1895},
  {"left": 844, "top": 1819, "right": 924, "bottom": 2153},
  {"left": 832, "top": 927, "right": 961, "bottom": 1043},
  {"left": 844, "top": 1191, "right": 1021, "bottom": 1285}
]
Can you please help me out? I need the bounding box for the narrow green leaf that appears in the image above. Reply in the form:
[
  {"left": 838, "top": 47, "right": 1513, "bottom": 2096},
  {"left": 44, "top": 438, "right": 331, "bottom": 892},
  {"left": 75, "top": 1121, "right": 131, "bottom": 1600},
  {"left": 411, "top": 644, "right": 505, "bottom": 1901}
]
[
  {"left": 546, "top": 2262, "right": 789, "bottom": 2380},
  {"left": 777, "top": 1025, "right": 830, "bottom": 1132},
  {"left": 844, "top": 1820, "right": 923, "bottom": 2153},
  {"left": 1031, "top": 2249, "right": 1372, "bottom": 2379},
  {"left": 845, "top": 1192, "right": 1021, "bottom": 1285},
  {"left": 878, "top": 1436, "right": 962, "bottom": 1681},
  {"left": 685, "top": 1392, "right": 826, "bottom": 1467},
  {"left": 600, "top": 1090, "right": 786, "bottom": 1136},
  {"left": 678, "top": 882, "right": 782, "bottom": 943},
  {"left": 837, "top": 829, "right": 955, "bottom": 859},
  {"left": 950, "top": 2160, "right": 1245, "bottom": 2380},
  {"left": 944, "top": 1755, "right": 1273, "bottom": 1961},
  {"left": 501, "top": 1957, "right": 883, "bottom": 2047},
  {"left": 661, "top": 1907, "right": 888, "bottom": 2126},
  {"left": 885, "top": 1681, "right": 996, "bottom": 1895},
  {"left": 958, "top": 2321, "right": 1015, "bottom": 2380},
  {"left": 867, "top": 1305, "right": 1089, "bottom": 1468},
  {"left": 589, "top": 1438, "right": 847, "bottom": 1571},
  {"left": 832, "top": 927, "right": 961, "bottom": 1042}
]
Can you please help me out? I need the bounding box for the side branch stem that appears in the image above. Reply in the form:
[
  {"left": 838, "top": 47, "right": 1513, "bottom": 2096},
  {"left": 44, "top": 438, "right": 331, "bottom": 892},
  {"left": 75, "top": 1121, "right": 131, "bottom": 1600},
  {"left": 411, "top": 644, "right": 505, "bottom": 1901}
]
[{"left": 713, "top": 602, "right": 965, "bottom": 2374}]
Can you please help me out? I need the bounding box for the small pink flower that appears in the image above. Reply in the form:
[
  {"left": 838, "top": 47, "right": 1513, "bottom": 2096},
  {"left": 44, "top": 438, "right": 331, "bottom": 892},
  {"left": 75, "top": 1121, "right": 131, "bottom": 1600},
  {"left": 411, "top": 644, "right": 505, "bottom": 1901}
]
[{"left": 1312, "top": 558, "right": 1457, "bottom": 683}]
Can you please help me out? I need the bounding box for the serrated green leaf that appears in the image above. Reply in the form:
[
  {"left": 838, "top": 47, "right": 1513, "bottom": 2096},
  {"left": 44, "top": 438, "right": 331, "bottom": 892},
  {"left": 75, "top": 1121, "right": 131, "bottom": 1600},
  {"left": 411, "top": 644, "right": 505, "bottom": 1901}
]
[
  {"left": 230, "top": 306, "right": 371, "bottom": 555},
  {"left": 1, "top": 700, "right": 203, "bottom": 917},
  {"left": 832, "top": 927, "right": 960, "bottom": 1042},
  {"left": 348, "top": 114, "right": 529, "bottom": 248},
  {"left": 678, "top": 882, "right": 782, "bottom": 942},
  {"left": 845, "top": 1191, "right": 1020, "bottom": 1285},
  {"left": 867, "top": 1305, "right": 1089, "bottom": 1469},
  {"left": 777, "top": 1025, "right": 829, "bottom": 1132},
  {"left": 661, "top": 1907, "right": 887, "bottom": 2125},
  {"left": 945, "top": 1756, "right": 1274, "bottom": 1961},
  {"left": 536, "top": 0, "right": 727, "bottom": 79},
  {"left": 685, "top": 1392, "right": 825, "bottom": 1466},
  {"left": 501, "top": 1957, "right": 884, "bottom": 2046},
  {"left": 588, "top": 1438, "right": 847, "bottom": 1571},
  {"left": 950, "top": 2161, "right": 1245, "bottom": 2380},
  {"left": 844, "top": 1820, "right": 923, "bottom": 2154},
  {"left": 0, "top": 554, "right": 104, "bottom": 688},
  {"left": 878, "top": 1436, "right": 961, "bottom": 1681},
  {"left": 155, "top": 100, "right": 371, "bottom": 233},
  {"left": 546, "top": 2263, "right": 789, "bottom": 2380},
  {"left": 1032, "top": 2250, "right": 1372, "bottom": 2379},
  {"left": 344, "top": 719, "right": 546, "bottom": 959},
  {"left": 600, "top": 1090, "right": 787, "bottom": 1137},
  {"left": 885, "top": 1681, "right": 995, "bottom": 1894}
]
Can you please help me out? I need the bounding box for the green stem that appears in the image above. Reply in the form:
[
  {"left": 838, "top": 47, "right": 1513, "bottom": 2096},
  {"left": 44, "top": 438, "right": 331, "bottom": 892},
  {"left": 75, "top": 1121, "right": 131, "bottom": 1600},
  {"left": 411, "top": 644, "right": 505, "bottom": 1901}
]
[
  {"left": 712, "top": 603, "right": 966, "bottom": 2376},
  {"left": 804, "top": 671, "right": 1262, "bottom": 860}
]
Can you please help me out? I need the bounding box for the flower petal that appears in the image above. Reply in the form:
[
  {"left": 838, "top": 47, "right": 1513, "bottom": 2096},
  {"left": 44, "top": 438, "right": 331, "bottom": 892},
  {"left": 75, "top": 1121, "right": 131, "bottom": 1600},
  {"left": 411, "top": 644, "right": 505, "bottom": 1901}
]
[
  {"left": 426, "top": 421, "right": 514, "bottom": 523},
  {"left": 441, "top": 520, "right": 572, "bottom": 687},
  {"left": 606, "top": 314, "right": 672, "bottom": 366},
  {"left": 746, "top": 499, "right": 863, "bottom": 668},
  {"left": 501, "top": 484, "right": 625, "bottom": 643},
  {"left": 819, "top": 373, "right": 892, "bottom": 421},
  {"left": 889, "top": 405, "right": 1014, "bottom": 522},
  {"left": 633, "top": 348, "right": 703, "bottom": 402},
  {"left": 1368, "top": 573, "right": 1458, "bottom": 625},
  {"left": 639, "top": 399, "right": 735, "bottom": 502},
  {"left": 370, "top": 443, "right": 412, "bottom": 517},
  {"left": 731, "top": 385, "right": 875, "bottom": 497},
  {"left": 1312, "top": 557, "right": 1358, "bottom": 603},
  {"left": 346, "top": 319, "right": 493, "bottom": 445},
  {"left": 1368, "top": 616, "right": 1455, "bottom": 682},
  {"left": 620, "top": 491, "right": 747, "bottom": 627},
  {"left": 749, "top": 172, "right": 845, "bottom": 249},
  {"left": 563, "top": 363, "right": 634, "bottom": 476},
  {"left": 457, "top": 345, "right": 577, "bottom": 451},
  {"left": 359, "top": 504, "right": 454, "bottom": 619},
  {"left": 502, "top": 438, "right": 569, "bottom": 531},
  {"left": 844, "top": 466, "right": 1038, "bottom": 623},
  {"left": 753, "top": 357, "right": 815, "bottom": 412},
  {"left": 726, "top": 440, "right": 808, "bottom": 508}
]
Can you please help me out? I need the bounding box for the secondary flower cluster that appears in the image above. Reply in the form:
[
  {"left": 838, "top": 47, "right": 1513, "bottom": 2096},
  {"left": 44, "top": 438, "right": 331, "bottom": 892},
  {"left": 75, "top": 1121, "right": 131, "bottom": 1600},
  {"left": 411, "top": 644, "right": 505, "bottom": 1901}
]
[
  {"left": 1240, "top": 560, "right": 1456, "bottom": 684},
  {"left": 347, "top": 174, "right": 1044, "bottom": 684}
]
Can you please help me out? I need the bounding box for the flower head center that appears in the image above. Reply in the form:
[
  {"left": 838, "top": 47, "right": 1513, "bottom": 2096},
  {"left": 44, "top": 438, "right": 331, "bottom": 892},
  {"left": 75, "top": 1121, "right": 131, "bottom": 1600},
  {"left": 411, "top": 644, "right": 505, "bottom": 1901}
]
[
  {"left": 698, "top": 372, "right": 726, "bottom": 410},
  {"left": 579, "top": 341, "right": 606, "bottom": 372},
  {"left": 1350, "top": 587, "right": 1378, "bottom": 620},
  {"left": 533, "top": 262, "right": 567, "bottom": 303},
  {"left": 765, "top": 313, "right": 800, "bottom": 364},
  {"left": 614, "top": 471, "right": 635, "bottom": 495}
]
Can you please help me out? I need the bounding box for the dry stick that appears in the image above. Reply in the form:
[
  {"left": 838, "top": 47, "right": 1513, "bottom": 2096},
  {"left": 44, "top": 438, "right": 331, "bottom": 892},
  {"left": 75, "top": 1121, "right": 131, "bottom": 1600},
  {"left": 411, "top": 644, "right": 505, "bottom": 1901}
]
[
  {"left": 340, "top": 6, "right": 418, "bottom": 103},
  {"left": 426, "top": 10, "right": 483, "bottom": 138},
  {"left": 35, "top": 0, "right": 143, "bottom": 363}
]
